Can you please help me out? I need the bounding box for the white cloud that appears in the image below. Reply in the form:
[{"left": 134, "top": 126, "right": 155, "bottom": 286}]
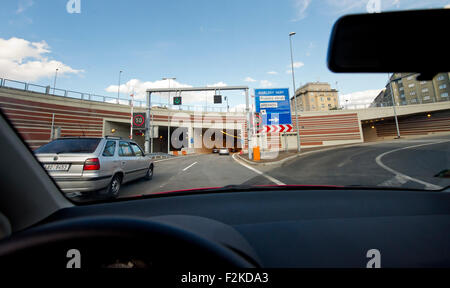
[
  {"left": 445, "top": 3, "right": 450, "bottom": 8},
  {"left": 285, "top": 62, "right": 305, "bottom": 74},
  {"left": 207, "top": 81, "right": 228, "bottom": 88},
  {"left": 267, "top": 71, "right": 278, "bottom": 75},
  {"left": 292, "top": 62, "right": 304, "bottom": 69},
  {"left": 244, "top": 77, "right": 257, "bottom": 82},
  {"left": 16, "top": 0, "right": 33, "bottom": 14},
  {"left": 339, "top": 89, "right": 383, "bottom": 109},
  {"left": 292, "top": 0, "right": 312, "bottom": 21},
  {"left": 0, "top": 37, "right": 84, "bottom": 82},
  {"left": 260, "top": 80, "right": 273, "bottom": 88}
]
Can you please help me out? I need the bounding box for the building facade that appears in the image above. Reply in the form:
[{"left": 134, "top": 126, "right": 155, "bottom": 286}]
[
  {"left": 371, "top": 72, "right": 450, "bottom": 107},
  {"left": 291, "top": 82, "right": 339, "bottom": 112}
]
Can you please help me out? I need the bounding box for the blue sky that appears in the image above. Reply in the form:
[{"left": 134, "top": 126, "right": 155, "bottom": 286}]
[{"left": 1, "top": 0, "right": 449, "bottom": 109}]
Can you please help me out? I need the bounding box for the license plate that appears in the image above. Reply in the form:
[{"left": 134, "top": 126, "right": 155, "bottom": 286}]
[{"left": 44, "top": 164, "right": 70, "bottom": 171}]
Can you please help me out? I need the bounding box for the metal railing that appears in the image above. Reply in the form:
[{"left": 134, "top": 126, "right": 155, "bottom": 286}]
[{"left": 0, "top": 77, "right": 246, "bottom": 113}]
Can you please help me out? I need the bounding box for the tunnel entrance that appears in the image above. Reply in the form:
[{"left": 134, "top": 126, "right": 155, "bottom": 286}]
[{"left": 199, "top": 128, "right": 241, "bottom": 153}]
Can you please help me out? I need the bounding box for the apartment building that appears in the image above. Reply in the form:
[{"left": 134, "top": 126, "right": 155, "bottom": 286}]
[
  {"left": 371, "top": 72, "right": 450, "bottom": 107},
  {"left": 291, "top": 82, "right": 339, "bottom": 112}
]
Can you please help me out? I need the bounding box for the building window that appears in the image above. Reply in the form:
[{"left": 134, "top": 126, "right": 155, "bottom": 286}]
[
  {"left": 441, "top": 92, "right": 449, "bottom": 98},
  {"left": 312, "top": 105, "right": 316, "bottom": 109},
  {"left": 423, "top": 96, "right": 430, "bottom": 100},
  {"left": 410, "top": 92, "right": 416, "bottom": 96},
  {"left": 422, "top": 88, "right": 429, "bottom": 93},
  {"left": 328, "top": 104, "right": 332, "bottom": 107},
  {"left": 420, "top": 81, "right": 427, "bottom": 85},
  {"left": 327, "top": 97, "right": 331, "bottom": 101},
  {"left": 437, "top": 75, "right": 445, "bottom": 81},
  {"left": 401, "top": 100, "right": 407, "bottom": 105},
  {"left": 399, "top": 87, "right": 404, "bottom": 91},
  {"left": 408, "top": 83, "right": 415, "bottom": 88},
  {"left": 400, "top": 93, "right": 405, "bottom": 98},
  {"left": 439, "top": 84, "right": 447, "bottom": 89},
  {"left": 321, "top": 104, "right": 325, "bottom": 108},
  {"left": 320, "top": 97, "right": 324, "bottom": 101},
  {"left": 407, "top": 76, "right": 414, "bottom": 80},
  {"left": 411, "top": 99, "right": 417, "bottom": 103}
]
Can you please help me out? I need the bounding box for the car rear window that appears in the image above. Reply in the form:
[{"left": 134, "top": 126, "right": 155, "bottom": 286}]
[{"left": 35, "top": 138, "right": 102, "bottom": 154}]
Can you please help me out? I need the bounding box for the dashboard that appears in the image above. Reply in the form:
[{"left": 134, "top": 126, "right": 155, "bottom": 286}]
[{"left": 28, "top": 188, "right": 450, "bottom": 268}]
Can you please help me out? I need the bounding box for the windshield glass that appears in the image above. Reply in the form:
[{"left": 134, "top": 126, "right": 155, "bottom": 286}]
[
  {"left": 35, "top": 138, "right": 101, "bottom": 154},
  {"left": 0, "top": 0, "right": 449, "bottom": 203}
]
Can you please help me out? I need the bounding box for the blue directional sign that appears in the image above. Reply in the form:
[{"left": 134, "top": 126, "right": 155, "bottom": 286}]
[{"left": 255, "top": 88, "right": 292, "bottom": 126}]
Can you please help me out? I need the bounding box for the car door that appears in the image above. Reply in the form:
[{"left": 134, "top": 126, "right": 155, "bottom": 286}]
[
  {"left": 130, "top": 142, "right": 148, "bottom": 178},
  {"left": 118, "top": 141, "right": 135, "bottom": 183},
  {"left": 100, "top": 140, "right": 119, "bottom": 179}
]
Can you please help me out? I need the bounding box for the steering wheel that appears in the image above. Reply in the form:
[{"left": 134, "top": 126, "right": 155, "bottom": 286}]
[{"left": 0, "top": 217, "right": 256, "bottom": 268}]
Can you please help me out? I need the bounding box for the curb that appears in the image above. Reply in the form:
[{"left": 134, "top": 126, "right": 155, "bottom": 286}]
[
  {"left": 236, "top": 143, "right": 368, "bottom": 166},
  {"left": 154, "top": 154, "right": 198, "bottom": 163}
]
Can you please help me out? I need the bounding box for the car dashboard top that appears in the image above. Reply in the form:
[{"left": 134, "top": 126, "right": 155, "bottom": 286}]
[{"left": 34, "top": 188, "right": 450, "bottom": 268}]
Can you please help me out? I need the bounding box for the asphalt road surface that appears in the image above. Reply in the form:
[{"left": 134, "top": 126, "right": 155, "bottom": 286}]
[{"left": 118, "top": 134, "right": 450, "bottom": 198}]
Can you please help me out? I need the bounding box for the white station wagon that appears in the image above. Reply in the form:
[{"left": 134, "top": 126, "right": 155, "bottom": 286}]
[{"left": 35, "top": 137, "right": 154, "bottom": 198}]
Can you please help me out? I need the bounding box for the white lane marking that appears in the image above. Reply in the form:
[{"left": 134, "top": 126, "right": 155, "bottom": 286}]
[
  {"left": 375, "top": 140, "right": 450, "bottom": 190},
  {"left": 232, "top": 154, "right": 286, "bottom": 185},
  {"left": 182, "top": 162, "right": 198, "bottom": 171}
]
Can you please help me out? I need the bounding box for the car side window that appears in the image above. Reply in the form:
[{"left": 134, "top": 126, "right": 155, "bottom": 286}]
[
  {"left": 130, "top": 143, "right": 144, "bottom": 157},
  {"left": 119, "top": 141, "right": 134, "bottom": 157},
  {"left": 102, "top": 141, "right": 116, "bottom": 157}
]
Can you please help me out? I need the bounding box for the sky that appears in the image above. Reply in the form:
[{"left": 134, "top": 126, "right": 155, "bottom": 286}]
[{"left": 1, "top": 0, "right": 449, "bottom": 110}]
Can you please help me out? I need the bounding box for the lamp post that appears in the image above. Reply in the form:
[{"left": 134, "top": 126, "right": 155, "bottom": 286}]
[
  {"left": 162, "top": 77, "right": 176, "bottom": 154},
  {"left": 388, "top": 73, "right": 401, "bottom": 138},
  {"left": 118, "top": 70, "right": 123, "bottom": 101},
  {"left": 53, "top": 68, "right": 59, "bottom": 95},
  {"left": 289, "top": 32, "right": 301, "bottom": 153}
]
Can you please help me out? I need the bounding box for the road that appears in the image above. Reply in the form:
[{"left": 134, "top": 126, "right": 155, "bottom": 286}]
[{"left": 118, "top": 134, "right": 450, "bottom": 198}]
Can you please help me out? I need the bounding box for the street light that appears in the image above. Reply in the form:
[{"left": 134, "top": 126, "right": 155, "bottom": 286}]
[
  {"left": 118, "top": 71, "right": 123, "bottom": 101},
  {"left": 53, "top": 68, "right": 59, "bottom": 94},
  {"left": 289, "top": 32, "right": 301, "bottom": 153},
  {"left": 387, "top": 73, "right": 401, "bottom": 139},
  {"left": 162, "top": 77, "right": 176, "bottom": 154}
]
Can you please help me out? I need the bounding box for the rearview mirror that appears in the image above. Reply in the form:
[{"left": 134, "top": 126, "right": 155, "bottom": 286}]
[{"left": 327, "top": 9, "right": 450, "bottom": 80}]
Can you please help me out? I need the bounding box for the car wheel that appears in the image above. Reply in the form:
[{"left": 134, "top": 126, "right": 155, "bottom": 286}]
[
  {"left": 107, "top": 174, "right": 122, "bottom": 198},
  {"left": 144, "top": 165, "right": 153, "bottom": 180}
]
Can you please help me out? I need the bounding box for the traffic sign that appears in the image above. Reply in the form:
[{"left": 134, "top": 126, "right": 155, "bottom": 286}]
[
  {"left": 132, "top": 113, "right": 146, "bottom": 129},
  {"left": 214, "top": 95, "right": 222, "bottom": 104},
  {"left": 265, "top": 124, "right": 293, "bottom": 133},
  {"left": 173, "top": 96, "right": 182, "bottom": 105},
  {"left": 255, "top": 88, "right": 292, "bottom": 126}
]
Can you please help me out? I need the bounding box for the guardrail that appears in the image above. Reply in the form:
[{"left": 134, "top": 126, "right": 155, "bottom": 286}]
[{"left": 0, "top": 77, "right": 246, "bottom": 113}]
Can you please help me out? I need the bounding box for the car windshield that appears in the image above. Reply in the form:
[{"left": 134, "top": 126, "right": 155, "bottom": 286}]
[{"left": 0, "top": 0, "right": 449, "bottom": 203}]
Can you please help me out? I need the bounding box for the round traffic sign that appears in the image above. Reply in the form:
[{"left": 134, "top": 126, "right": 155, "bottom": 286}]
[{"left": 133, "top": 114, "right": 145, "bottom": 127}]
